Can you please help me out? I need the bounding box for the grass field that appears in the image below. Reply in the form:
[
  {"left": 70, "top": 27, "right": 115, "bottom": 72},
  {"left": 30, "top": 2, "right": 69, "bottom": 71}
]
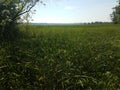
[{"left": 0, "top": 24, "right": 120, "bottom": 89}]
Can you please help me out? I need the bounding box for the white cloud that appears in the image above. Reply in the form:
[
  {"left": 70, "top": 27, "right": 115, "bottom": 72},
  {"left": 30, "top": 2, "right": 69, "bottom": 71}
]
[{"left": 64, "top": 6, "right": 76, "bottom": 10}]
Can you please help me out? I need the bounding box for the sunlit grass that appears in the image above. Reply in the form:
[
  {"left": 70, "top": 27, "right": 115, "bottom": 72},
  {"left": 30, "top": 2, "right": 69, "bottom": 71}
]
[{"left": 0, "top": 24, "right": 120, "bottom": 89}]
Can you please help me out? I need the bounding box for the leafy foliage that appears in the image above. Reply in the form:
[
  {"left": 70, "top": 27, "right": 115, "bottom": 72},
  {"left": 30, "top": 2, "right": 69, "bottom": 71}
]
[
  {"left": 111, "top": 0, "right": 120, "bottom": 24},
  {"left": 0, "top": 0, "right": 40, "bottom": 40}
]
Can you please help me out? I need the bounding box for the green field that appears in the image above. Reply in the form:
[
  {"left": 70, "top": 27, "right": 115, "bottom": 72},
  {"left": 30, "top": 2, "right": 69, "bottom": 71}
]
[{"left": 0, "top": 24, "right": 120, "bottom": 89}]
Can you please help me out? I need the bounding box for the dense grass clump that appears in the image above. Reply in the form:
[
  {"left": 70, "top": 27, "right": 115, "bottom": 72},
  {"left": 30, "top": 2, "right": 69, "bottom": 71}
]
[{"left": 0, "top": 24, "right": 120, "bottom": 89}]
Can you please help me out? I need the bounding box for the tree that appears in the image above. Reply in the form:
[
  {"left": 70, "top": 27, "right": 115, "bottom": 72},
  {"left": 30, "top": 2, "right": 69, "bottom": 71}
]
[
  {"left": 0, "top": 0, "right": 40, "bottom": 25},
  {"left": 0, "top": 0, "right": 44, "bottom": 40},
  {"left": 111, "top": 0, "right": 120, "bottom": 24}
]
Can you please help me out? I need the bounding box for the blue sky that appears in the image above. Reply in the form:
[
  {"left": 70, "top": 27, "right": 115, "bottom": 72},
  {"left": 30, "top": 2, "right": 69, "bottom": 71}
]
[{"left": 31, "top": 0, "right": 117, "bottom": 23}]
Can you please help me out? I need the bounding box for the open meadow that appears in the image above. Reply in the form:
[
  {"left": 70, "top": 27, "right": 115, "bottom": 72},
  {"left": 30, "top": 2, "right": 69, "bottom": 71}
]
[{"left": 0, "top": 24, "right": 120, "bottom": 89}]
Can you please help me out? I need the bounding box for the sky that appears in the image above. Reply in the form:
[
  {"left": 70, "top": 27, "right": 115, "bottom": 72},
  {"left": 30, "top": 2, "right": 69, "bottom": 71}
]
[{"left": 31, "top": 0, "right": 117, "bottom": 23}]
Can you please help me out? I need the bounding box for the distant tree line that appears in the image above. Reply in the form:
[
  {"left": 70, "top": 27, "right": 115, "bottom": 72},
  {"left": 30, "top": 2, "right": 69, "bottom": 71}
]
[{"left": 89, "top": 22, "right": 111, "bottom": 24}]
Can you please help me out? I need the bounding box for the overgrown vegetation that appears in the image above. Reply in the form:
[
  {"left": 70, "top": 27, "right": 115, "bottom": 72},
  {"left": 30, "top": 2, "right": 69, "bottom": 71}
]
[
  {"left": 0, "top": 24, "right": 120, "bottom": 89},
  {"left": 0, "top": 0, "right": 41, "bottom": 40}
]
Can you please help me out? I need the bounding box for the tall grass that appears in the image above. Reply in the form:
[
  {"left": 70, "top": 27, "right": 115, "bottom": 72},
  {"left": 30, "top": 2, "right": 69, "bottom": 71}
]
[{"left": 0, "top": 24, "right": 120, "bottom": 89}]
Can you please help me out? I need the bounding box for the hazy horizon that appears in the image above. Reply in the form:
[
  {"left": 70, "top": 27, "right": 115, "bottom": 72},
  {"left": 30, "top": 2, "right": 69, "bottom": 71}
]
[{"left": 31, "top": 0, "right": 117, "bottom": 23}]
